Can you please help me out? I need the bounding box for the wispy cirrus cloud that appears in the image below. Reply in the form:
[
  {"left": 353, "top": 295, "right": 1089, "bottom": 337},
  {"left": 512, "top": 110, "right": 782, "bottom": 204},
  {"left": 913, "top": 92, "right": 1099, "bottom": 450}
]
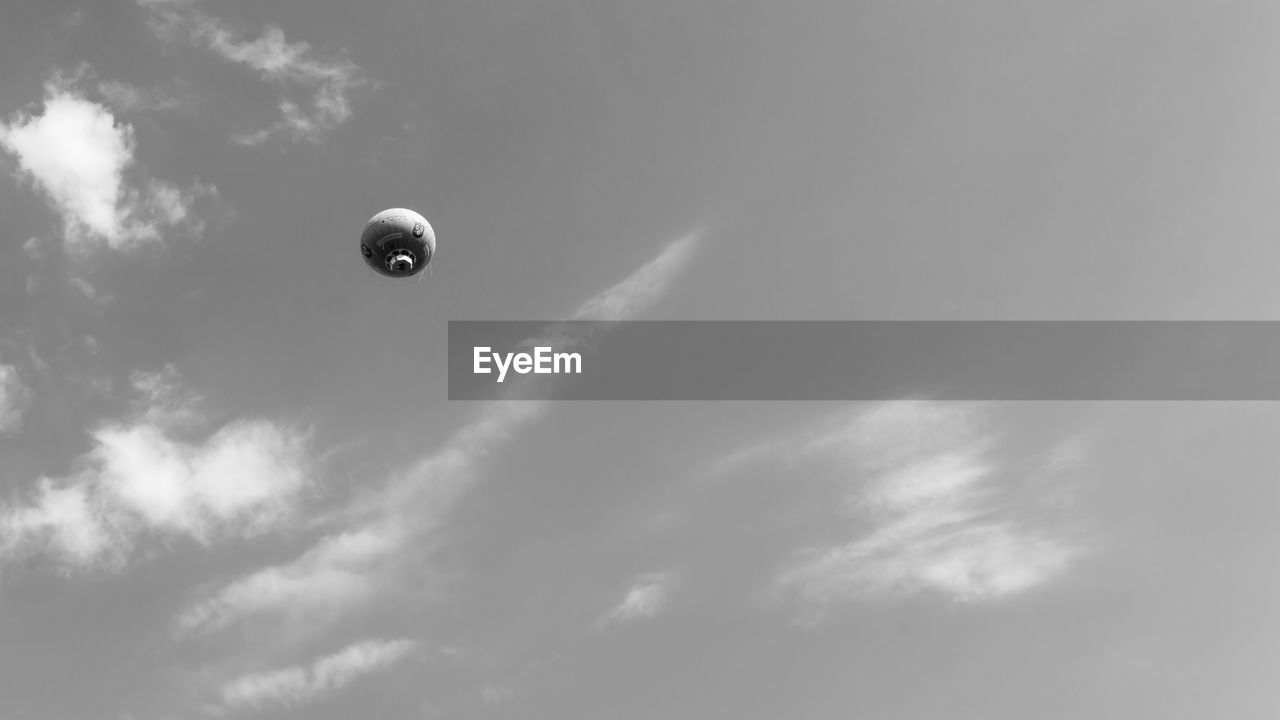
[
  {"left": 175, "top": 232, "right": 702, "bottom": 646},
  {"left": 95, "top": 79, "right": 181, "bottom": 114},
  {"left": 779, "top": 514, "right": 1077, "bottom": 613},
  {"left": 0, "top": 366, "right": 311, "bottom": 569},
  {"left": 21, "top": 236, "right": 44, "bottom": 262},
  {"left": 173, "top": 401, "right": 539, "bottom": 639},
  {"left": 596, "top": 572, "right": 678, "bottom": 629},
  {"left": 217, "top": 638, "right": 418, "bottom": 713},
  {"left": 572, "top": 232, "right": 700, "bottom": 321},
  {"left": 713, "top": 401, "right": 1089, "bottom": 626},
  {"left": 176, "top": 524, "right": 401, "bottom": 637},
  {"left": 138, "top": 0, "right": 370, "bottom": 146},
  {"left": 480, "top": 683, "right": 515, "bottom": 705},
  {"left": 130, "top": 363, "right": 202, "bottom": 428},
  {"left": 0, "top": 359, "right": 32, "bottom": 436},
  {"left": 0, "top": 71, "right": 213, "bottom": 255}
]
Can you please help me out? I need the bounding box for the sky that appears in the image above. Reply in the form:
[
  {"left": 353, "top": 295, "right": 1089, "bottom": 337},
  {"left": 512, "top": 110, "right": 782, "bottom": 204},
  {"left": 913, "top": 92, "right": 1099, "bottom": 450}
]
[{"left": 1, "top": 1, "right": 1279, "bottom": 718}]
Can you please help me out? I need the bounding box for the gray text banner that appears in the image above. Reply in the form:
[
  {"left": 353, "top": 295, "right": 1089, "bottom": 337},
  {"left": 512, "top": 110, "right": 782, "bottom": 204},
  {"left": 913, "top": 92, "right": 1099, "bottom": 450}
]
[{"left": 448, "top": 321, "right": 1280, "bottom": 401}]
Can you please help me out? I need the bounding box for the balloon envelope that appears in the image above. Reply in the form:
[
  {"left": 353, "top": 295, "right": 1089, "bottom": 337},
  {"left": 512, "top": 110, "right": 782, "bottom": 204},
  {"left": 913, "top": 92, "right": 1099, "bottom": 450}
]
[{"left": 359, "top": 208, "right": 436, "bottom": 278}]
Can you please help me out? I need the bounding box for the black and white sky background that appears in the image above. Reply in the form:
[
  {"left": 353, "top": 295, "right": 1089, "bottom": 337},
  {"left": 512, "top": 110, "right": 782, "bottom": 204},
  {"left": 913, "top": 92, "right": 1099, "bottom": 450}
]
[{"left": 1, "top": 1, "right": 1279, "bottom": 718}]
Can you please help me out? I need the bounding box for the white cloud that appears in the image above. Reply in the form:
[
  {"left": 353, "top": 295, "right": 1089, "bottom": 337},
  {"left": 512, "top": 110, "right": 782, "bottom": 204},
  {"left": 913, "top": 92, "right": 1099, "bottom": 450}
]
[
  {"left": 858, "top": 451, "right": 992, "bottom": 514},
  {"left": 173, "top": 401, "right": 538, "bottom": 638},
  {"left": 802, "top": 401, "right": 992, "bottom": 471},
  {"left": 91, "top": 419, "right": 308, "bottom": 542},
  {"left": 60, "top": 9, "right": 85, "bottom": 33},
  {"left": 219, "top": 638, "right": 417, "bottom": 712},
  {"left": 21, "top": 236, "right": 43, "bottom": 261},
  {"left": 177, "top": 232, "right": 702, "bottom": 640},
  {"left": 596, "top": 572, "right": 677, "bottom": 628},
  {"left": 129, "top": 364, "right": 202, "bottom": 429},
  {"left": 0, "top": 361, "right": 32, "bottom": 435},
  {"left": 0, "top": 366, "right": 310, "bottom": 569},
  {"left": 741, "top": 402, "right": 1089, "bottom": 625},
  {"left": 1, "top": 91, "right": 133, "bottom": 244},
  {"left": 572, "top": 231, "right": 700, "bottom": 321},
  {"left": 96, "top": 80, "right": 181, "bottom": 113},
  {"left": 0, "top": 78, "right": 212, "bottom": 254},
  {"left": 139, "top": 0, "right": 369, "bottom": 145},
  {"left": 505, "top": 231, "right": 702, "bottom": 399},
  {"left": 0, "top": 480, "right": 111, "bottom": 567},
  {"left": 777, "top": 511, "right": 1078, "bottom": 618},
  {"left": 173, "top": 403, "right": 545, "bottom": 637},
  {"left": 176, "top": 525, "right": 400, "bottom": 636},
  {"left": 71, "top": 276, "right": 114, "bottom": 305},
  {"left": 480, "top": 684, "right": 514, "bottom": 705}
]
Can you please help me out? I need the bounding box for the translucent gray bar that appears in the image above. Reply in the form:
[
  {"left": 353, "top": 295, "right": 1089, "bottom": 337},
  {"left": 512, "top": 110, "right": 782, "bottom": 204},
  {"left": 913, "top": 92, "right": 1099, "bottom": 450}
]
[{"left": 448, "top": 321, "right": 1280, "bottom": 401}]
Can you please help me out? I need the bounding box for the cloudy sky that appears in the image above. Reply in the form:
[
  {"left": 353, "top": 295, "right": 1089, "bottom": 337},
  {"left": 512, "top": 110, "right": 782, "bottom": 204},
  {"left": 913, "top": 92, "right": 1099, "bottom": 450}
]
[{"left": 2, "top": 1, "right": 1280, "bottom": 718}]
